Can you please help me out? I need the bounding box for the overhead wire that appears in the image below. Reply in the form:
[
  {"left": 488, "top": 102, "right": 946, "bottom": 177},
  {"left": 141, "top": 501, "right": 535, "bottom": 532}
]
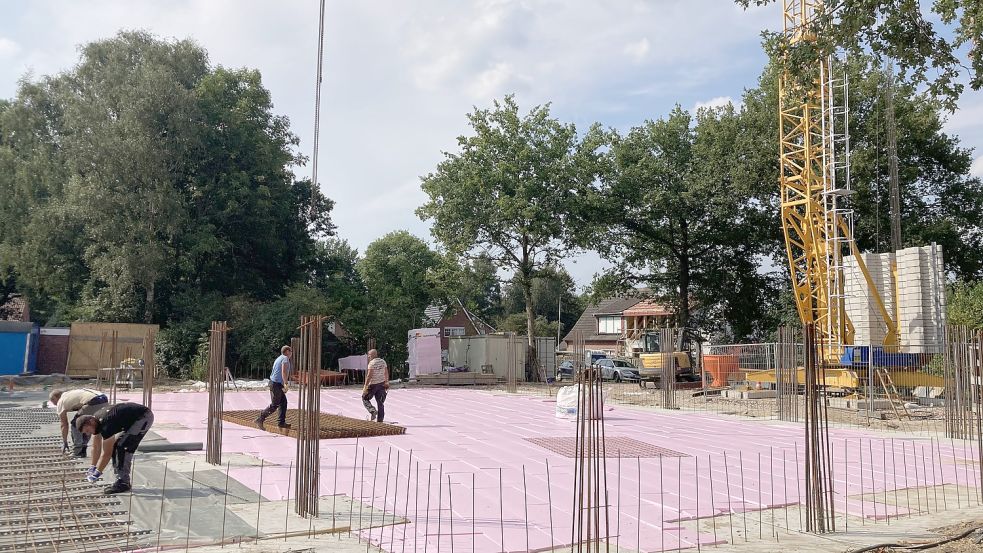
[{"left": 310, "top": 0, "right": 326, "bottom": 223}]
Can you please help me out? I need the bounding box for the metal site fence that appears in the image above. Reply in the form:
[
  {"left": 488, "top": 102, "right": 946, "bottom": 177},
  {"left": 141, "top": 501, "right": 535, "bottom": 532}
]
[{"left": 459, "top": 326, "right": 983, "bottom": 441}]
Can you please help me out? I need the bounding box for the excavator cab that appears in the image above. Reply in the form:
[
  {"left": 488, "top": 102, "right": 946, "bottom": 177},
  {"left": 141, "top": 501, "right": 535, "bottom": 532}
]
[{"left": 636, "top": 329, "right": 701, "bottom": 384}]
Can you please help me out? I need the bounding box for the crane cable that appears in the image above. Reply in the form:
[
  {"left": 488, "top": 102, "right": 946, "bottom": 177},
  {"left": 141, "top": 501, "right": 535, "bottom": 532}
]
[{"left": 309, "top": 0, "right": 326, "bottom": 222}]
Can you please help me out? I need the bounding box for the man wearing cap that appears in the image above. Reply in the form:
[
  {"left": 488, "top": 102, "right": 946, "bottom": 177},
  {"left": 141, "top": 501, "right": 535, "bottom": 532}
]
[
  {"left": 76, "top": 402, "right": 154, "bottom": 494},
  {"left": 49, "top": 388, "right": 109, "bottom": 457}
]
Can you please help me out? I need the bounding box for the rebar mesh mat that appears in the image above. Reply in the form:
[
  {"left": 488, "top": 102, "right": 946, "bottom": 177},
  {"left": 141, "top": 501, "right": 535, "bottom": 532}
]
[
  {"left": 222, "top": 409, "right": 406, "bottom": 439},
  {"left": 0, "top": 408, "right": 151, "bottom": 552},
  {"left": 525, "top": 436, "right": 686, "bottom": 458}
]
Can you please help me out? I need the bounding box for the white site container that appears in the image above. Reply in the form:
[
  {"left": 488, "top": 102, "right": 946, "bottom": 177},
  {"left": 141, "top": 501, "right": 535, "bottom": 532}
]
[{"left": 448, "top": 334, "right": 527, "bottom": 381}]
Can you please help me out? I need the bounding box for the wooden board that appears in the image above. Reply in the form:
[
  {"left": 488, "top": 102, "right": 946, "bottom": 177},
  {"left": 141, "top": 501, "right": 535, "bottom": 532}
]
[{"left": 415, "top": 372, "right": 501, "bottom": 386}]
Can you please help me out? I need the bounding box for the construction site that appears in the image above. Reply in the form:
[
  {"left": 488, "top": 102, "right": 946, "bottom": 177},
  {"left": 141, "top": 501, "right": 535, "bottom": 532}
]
[{"left": 1, "top": 0, "right": 983, "bottom": 552}]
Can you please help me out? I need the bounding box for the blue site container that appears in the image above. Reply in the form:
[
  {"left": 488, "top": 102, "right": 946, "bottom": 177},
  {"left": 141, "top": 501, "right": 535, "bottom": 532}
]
[
  {"left": 0, "top": 321, "right": 39, "bottom": 375},
  {"left": 840, "top": 345, "right": 926, "bottom": 368}
]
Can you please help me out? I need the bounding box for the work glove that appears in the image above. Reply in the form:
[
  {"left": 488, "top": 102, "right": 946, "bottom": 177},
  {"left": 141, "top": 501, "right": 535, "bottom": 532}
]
[
  {"left": 62, "top": 441, "right": 70, "bottom": 454},
  {"left": 86, "top": 469, "right": 102, "bottom": 483}
]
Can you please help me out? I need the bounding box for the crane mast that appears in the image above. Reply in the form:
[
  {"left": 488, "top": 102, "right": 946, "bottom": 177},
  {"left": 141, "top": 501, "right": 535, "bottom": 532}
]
[{"left": 778, "top": 0, "right": 899, "bottom": 351}]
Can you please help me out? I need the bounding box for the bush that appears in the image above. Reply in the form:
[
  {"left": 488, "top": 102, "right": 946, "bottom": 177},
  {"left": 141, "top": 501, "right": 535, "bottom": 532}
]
[{"left": 948, "top": 280, "right": 983, "bottom": 328}]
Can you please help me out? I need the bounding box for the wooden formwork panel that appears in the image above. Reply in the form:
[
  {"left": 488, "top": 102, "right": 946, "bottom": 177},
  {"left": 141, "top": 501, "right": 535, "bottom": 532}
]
[
  {"left": 222, "top": 409, "right": 406, "bottom": 439},
  {"left": 66, "top": 322, "right": 158, "bottom": 378}
]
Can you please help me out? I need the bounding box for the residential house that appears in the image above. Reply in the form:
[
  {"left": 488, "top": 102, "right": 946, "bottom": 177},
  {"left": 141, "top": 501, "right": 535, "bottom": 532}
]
[
  {"left": 561, "top": 295, "right": 677, "bottom": 356},
  {"left": 423, "top": 299, "right": 496, "bottom": 358}
]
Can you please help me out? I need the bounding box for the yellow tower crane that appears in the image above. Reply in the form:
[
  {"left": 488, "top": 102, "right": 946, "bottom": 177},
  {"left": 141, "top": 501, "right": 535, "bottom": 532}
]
[{"left": 778, "top": 0, "right": 899, "bottom": 353}]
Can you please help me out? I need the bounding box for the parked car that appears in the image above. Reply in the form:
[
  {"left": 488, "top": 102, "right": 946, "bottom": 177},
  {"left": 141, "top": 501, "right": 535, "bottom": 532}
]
[
  {"left": 556, "top": 360, "right": 576, "bottom": 382},
  {"left": 593, "top": 358, "right": 641, "bottom": 382}
]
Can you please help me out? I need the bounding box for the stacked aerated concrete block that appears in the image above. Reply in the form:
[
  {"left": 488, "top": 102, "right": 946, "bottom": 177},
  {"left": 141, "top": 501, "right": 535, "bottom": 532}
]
[
  {"left": 896, "top": 245, "right": 946, "bottom": 353},
  {"left": 844, "top": 251, "right": 895, "bottom": 346}
]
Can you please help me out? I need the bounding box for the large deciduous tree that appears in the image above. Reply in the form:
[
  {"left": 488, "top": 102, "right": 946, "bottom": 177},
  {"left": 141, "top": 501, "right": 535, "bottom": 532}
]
[
  {"left": 0, "top": 31, "right": 333, "bottom": 329},
  {"left": 417, "top": 95, "right": 599, "bottom": 380},
  {"left": 574, "top": 106, "right": 777, "bottom": 341},
  {"left": 358, "top": 231, "right": 443, "bottom": 373}
]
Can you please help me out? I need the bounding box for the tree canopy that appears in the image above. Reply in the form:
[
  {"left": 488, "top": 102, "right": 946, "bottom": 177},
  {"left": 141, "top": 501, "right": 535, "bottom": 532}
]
[
  {"left": 736, "top": 0, "right": 983, "bottom": 111},
  {"left": 358, "top": 231, "right": 444, "bottom": 372},
  {"left": 572, "top": 106, "right": 778, "bottom": 340},
  {"left": 0, "top": 31, "right": 336, "bottom": 373},
  {"left": 417, "top": 95, "right": 600, "bottom": 378}
]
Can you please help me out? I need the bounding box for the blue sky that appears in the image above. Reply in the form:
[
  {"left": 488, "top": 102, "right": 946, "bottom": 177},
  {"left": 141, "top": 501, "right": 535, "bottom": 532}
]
[{"left": 1, "top": 0, "right": 980, "bottom": 288}]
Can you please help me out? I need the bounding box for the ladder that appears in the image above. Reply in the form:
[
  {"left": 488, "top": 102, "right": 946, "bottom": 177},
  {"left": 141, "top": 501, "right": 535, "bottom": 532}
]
[{"left": 876, "top": 368, "right": 910, "bottom": 421}]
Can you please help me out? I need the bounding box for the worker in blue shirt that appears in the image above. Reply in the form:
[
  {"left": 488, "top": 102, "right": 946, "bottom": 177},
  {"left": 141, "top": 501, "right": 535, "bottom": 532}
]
[{"left": 256, "top": 345, "right": 292, "bottom": 429}]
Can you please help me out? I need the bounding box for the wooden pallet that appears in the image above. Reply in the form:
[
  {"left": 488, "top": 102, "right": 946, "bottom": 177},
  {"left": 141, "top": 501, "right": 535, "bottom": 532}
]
[{"left": 222, "top": 409, "right": 406, "bottom": 439}]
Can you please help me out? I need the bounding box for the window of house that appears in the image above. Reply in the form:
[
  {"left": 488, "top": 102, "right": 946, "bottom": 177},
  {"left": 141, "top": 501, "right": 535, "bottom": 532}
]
[
  {"left": 444, "top": 327, "right": 466, "bottom": 337},
  {"left": 596, "top": 316, "right": 622, "bottom": 334}
]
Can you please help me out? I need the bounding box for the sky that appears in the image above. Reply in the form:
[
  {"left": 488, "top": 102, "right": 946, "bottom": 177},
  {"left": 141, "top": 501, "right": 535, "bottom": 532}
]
[{"left": 1, "top": 0, "right": 981, "bottom": 289}]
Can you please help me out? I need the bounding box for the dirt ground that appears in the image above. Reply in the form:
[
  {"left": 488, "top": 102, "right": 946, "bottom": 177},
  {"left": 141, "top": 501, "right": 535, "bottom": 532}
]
[
  {"left": 918, "top": 521, "right": 983, "bottom": 553},
  {"left": 482, "top": 381, "right": 951, "bottom": 435}
]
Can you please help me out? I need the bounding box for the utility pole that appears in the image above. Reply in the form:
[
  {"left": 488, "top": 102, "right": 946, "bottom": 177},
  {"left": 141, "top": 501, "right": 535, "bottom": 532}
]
[
  {"left": 886, "top": 62, "right": 902, "bottom": 253},
  {"left": 885, "top": 62, "right": 903, "bottom": 340},
  {"left": 557, "top": 296, "right": 562, "bottom": 345}
]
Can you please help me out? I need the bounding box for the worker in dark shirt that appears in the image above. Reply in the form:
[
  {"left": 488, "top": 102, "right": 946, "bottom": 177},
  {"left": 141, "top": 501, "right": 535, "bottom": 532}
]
[{"left": 76, "top": 402, "right": 154, "bottom": 494}]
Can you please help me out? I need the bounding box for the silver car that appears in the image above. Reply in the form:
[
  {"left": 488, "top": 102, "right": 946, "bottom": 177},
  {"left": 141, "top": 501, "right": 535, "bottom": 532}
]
[{"left": 593, "top": 358, "right": 641, "bottom": 382}]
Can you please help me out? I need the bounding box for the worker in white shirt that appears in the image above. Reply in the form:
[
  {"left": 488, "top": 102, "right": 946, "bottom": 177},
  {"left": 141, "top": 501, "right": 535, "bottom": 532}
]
[{"left": 48, "top": 388, "right": 110, "bottom": 457}]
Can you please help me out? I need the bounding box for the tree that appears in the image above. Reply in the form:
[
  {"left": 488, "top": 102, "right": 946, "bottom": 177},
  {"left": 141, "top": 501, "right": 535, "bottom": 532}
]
[
  {"left": 417, "top": 95, "right": 600, "bottom": 380},
  {"left": 948, "top": 281, "right": 983, "bottom": 328},
  {"left": 442, "top": 254, "right": 504, "bottom": 324},
  {"left": 500, "top": 265, "right": 582, "bottom": 337},
  {"left": 573, "top": 106, "right": 778, "bottom": 340},
  {"left": 0, "top": 31, "right": 333, "bottom": 329},
  {"left": 736, "top": 0, "right": 983, "bottom": 111},
  {"left": 739, "top": 55, "right": 983, "bottom": 281},
  {"left": 358, "top": 231, "right": 443, "bottom": 373},
  {"left": 497, "top": 313, "right": 558, "bottom": 339},
  {"left": 309, "top": 238, "right": 368, "bottom": 333}
]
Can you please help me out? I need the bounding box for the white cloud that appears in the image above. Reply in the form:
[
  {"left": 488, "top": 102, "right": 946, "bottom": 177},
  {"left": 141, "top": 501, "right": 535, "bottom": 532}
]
[
  {"left": 0, "top": 0, "right": 856, "bottom": 287},
  {"left": 694, "top": 96, "right": 735, "bottom": 111},
  {"left": 0, "top": 37, "right": 19, "bottom": 58},
  {"left": 623, "top": 38, "right": 650, "bottom": 63},
  {"left": 971, "top": 156, "right": 983, "bottom": 178}
]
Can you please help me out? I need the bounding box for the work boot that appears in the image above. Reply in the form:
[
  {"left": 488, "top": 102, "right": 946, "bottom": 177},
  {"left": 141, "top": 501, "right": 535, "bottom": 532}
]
[
  {"left": 103, "top": 481, "right": 131, "bottom": 495},
  {"left": 277, "top": 422, "right": 291, "bottom": 429},
  {"left": 367, "top": 410, "right": 377, "bottom": 422},
  {"left": 255, "top": 415, "right": 266, "bottom": 429}
]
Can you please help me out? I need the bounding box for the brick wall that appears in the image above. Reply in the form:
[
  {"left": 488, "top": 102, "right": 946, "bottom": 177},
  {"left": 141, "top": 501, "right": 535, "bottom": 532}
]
[{"left": 37, "top": 330, "right": 70, "bottom": 375}]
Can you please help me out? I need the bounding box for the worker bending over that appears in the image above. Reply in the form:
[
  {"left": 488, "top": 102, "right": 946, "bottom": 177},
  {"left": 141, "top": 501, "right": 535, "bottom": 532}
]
[
  {"left": 49, "top": 388, "right": 109, "bottom": 457},
  {"left": 76, "top": 402, "right": 155, "bottom": 494}
]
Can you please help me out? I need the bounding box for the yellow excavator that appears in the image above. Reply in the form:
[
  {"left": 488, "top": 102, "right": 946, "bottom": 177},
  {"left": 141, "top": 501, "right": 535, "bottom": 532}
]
[{"left": 634, "top": 330, "right": 701, "bottom": 385}]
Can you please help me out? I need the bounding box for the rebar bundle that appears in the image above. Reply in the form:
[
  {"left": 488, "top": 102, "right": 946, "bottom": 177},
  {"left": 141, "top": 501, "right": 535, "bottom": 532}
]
[
  {"left": 569, "top": 331, "right": 610, "bottom": 551},
  {"left": 141, "top": 328, "right": 157, "bottom": 409},
  {"left": 802, "top": 323, "right": 835, "bottom": 532},
  {"left": 206, "top": 321, "right": 228, "bottom": 465},
  {"left": 775, "top": 325, "right": 800, "bottom": 422},
  {"left": 294, "top": 315, "right": 323, "bottom": 517},
  {"left": 943, "top": 325, "right": 983, "bottom": 440}
]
